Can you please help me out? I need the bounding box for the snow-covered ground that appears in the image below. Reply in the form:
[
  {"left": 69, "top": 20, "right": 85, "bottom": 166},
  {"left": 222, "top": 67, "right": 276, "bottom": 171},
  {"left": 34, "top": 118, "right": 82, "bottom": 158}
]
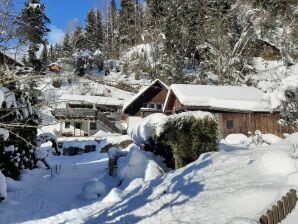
[{"left": 1, "top": 132, "right": 298, "bottom": 224}]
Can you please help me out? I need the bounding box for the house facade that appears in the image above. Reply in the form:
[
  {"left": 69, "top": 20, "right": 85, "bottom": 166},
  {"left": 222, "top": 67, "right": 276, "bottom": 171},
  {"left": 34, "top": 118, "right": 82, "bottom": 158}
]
[
  {"left": 122, "top": 79, "right": 169, "bottom": 128},
  {"left": 53, "top": 95, "right": 125, "bottom": 137},
  {"left": 122, "top": 79, "right": 287, "bottom": 138}
]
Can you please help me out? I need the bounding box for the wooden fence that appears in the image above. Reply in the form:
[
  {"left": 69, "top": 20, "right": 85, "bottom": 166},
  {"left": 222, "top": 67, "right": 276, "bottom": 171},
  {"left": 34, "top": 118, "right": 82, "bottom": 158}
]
[{"left": 260, "top": 189, "right": 298, "bottom": 224}]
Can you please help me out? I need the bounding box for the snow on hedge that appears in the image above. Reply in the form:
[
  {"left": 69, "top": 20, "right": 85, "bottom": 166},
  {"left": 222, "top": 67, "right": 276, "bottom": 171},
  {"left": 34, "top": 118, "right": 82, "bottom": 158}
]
[
  {"left": 128, "top": 111, "right": 214, "bottom": 146},
  {"left": 0, "top": 171, "right": 7, "bottom": 199},
  {"left": 117, "top": 144, "right": 164, "bottom": 181}
]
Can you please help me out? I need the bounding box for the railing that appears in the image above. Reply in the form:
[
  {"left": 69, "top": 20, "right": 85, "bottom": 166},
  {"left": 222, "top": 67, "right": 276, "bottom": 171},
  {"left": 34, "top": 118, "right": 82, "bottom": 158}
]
[{"left": 260, "top": 189, "right": 298, "bottom": 224}]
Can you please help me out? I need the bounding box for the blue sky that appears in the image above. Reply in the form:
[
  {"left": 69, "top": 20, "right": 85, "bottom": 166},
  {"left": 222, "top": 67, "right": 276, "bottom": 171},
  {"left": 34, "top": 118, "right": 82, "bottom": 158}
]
[{"left": 15, "top": 0, "right": 123, "bottom": 44}]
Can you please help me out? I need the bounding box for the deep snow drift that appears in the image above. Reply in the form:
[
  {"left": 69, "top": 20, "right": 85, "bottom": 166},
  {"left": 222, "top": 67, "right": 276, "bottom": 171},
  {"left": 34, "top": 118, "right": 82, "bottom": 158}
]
[{"left": 1, "top": 132, "right": 298, "bottom": 223}]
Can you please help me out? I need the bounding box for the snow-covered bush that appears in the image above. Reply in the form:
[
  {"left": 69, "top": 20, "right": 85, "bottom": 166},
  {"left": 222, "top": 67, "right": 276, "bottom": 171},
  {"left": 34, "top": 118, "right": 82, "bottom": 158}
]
[
  {"left": 261, "top": 150, "right": 296, "bottom": 175},
  {"left": 128, "top": 112, "right": 217, "bottom": 169},
  {"left": 80, "top": 178, "right": 106, "bottom": 200},
  {"left": 0, "top": 86, "right": 40, "bottom": 180},
  {"left": 0, "top": 171, "right": 7, "bottom": 201},
  {"left": 117, "top": 144, "right": 163, "bottom": 181},
  {"left": 224, "top": 134, "right": 249, "bottom": 145},
  {"left": 279, "top": 86, "right": 298, "bottom": 132},
  {"left": 154, "top": 114, "right": 217, "bottom": 169}
]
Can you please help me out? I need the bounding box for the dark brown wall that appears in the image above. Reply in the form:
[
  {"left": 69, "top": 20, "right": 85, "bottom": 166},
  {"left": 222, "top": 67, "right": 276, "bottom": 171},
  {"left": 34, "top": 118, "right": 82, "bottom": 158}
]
[
  {"left": 164, "top": 92, "right": 183, "bottom": 114},
  {"left": 125, "top": 82, "right": 168, "bottom": 116},
  {"left": 218, "top": 112, "right": 286, "bottom": 138}
]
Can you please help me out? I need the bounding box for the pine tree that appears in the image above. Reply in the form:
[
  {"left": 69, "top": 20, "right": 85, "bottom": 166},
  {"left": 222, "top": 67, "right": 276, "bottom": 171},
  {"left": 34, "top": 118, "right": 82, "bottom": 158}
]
[
  {"left": 94, "top": 10, "right": 104, "bottom": 51},
  {"left": 62, "top": 33, "right": 73, "bottom": 57},
  {"left": 119, "top": 0, "right": 138, "bottom": 48},
  {"left": 17, "top": 0, "right": 50, "bottom": 71},
  {"left": 40, "top": 44, "right": 48, "bottom": 68},
  {"left": 72, "top": 26, "right": 86, "bottom": 51},
  {"left": 107, "top": 0, "right": 120, "bottom": 58}
]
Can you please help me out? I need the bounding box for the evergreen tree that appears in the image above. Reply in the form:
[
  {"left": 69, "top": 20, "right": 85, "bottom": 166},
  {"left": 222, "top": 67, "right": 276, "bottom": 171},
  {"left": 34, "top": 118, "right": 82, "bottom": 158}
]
[
  {"left": 94, "top": 10, "right": 104, "bottom": 50},
  {"left": 62, "top": 33, "right": 73, "bottom": 57},
  {"left": 17, "top": 0, "right": 50, "bottom": 71},
  {"left": 72, "top": 26, "right": 86, "bottom": 51},
  {"left": 40, "top": 44, "right": 48, "bottom": 68},
  {"left": 119, "top": 0, "right": 138, "bottom": 48},
  {"left": 107, "top": 0, "right": 120, "bottom": 58}
]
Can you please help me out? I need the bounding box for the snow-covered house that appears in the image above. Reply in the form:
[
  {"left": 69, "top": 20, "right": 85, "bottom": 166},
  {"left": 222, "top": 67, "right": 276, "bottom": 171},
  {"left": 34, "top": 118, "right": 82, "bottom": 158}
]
[
  {"left": 123, "top": 80, "right": 286, "bottom": 137},
  {"left": 122, "top": 79, "right": 169, "bottom": 128},
  {"left": 52, "top": 95, "right": 125, "bottom": 137},
  {"left": 0, "top": 51, "right": 24, "bottom": 67}
]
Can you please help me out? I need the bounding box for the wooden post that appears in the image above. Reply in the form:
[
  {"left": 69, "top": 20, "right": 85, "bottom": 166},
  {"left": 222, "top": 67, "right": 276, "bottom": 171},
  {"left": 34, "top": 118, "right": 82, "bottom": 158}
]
[
  {"left": 272, "top": 205, "right": 278, "bottom": 224},
  {"left": 266, "top": 210, "right": 274, "bottom": 224},
  {"left": 260, "top": 215, "right": 268, "bottom": 224},
  {"left": 287, "top": 192, "right": 294, "bottom": 212},
  {"left": 277, "top": 200, "right": 285, "bottom": 221},
  {"left": 282, "top": 196, "right": 289, "bottom": 216},
  {"left": 290, "top": 189, "right": 298, "bottom": 202}
]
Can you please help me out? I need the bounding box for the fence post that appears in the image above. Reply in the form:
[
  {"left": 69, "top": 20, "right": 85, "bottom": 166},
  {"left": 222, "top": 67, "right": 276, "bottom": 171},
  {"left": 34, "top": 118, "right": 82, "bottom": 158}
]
[
  {"left": 272, "top": 205, "right": 279, "bottom": 224},
  {"left": 260, "top": 215, "right": 268, "bottom": 224},
  {"left": 266, "top": 210, "right": 274, "bottom": 224},
  {"left": 282, "top": 196, "right": 289, "bottom": 215},
  {"left": 277, "top": 200, "right": 284, "bottom": 221},
  {"left": 287, "top": 192, "right": 294, "bottom": 212}
]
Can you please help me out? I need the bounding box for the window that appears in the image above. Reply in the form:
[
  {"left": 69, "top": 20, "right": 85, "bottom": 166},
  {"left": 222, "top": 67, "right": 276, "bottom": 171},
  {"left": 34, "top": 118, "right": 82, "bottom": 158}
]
[
  {"left": 143, "top": 103, "right": 148, "bottom": 108},
  {"left": 75, "top": 122, "right": 81, "bottom": 129},
  {"left": 156, "top": 104, "right": 163, "bottom": 110},
  {"left": 65, "top": 122, "right": 70, "bottom": 129},
  {"left": 90, "top": 122, "right": 97, "bottom": 130},
  {"left": 149, "top": 103, "right": 155, "bottom": 109},
  {"left": 226, "top": 120, "right": 234, "bottom": 129}
]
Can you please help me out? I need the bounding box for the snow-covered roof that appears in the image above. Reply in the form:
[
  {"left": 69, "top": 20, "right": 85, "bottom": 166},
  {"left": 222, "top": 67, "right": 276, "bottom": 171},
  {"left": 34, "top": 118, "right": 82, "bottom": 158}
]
[
  {"left": 168, "top": 84, "right": 271, "bottom": 112},
  {"left": 57, "top": 94, "right": 124, "bottom": 107},
  {"left": 122, "top": 79, "right": 169, "bottom": 112}
]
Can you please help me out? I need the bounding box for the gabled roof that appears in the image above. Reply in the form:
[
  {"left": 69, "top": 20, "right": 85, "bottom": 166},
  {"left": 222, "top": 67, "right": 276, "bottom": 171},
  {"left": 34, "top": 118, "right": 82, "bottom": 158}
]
[
  {"left": 0, "top": 51, "right": 24, "bottom": 67},
  {"left": 166, "top": 84, "right": 271, "bottom": 112},
  {"left": 122, "top": 79, "right": 169, "bottom": 113}
]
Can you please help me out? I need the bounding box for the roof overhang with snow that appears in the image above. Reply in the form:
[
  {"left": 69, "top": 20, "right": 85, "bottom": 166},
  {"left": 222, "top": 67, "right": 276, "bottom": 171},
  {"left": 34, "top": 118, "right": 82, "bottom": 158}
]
[
  {"left": 166, "top": 84, "right": 272, "bottom": 113},
  {"left": 57, "top": 94, "right": 124, "bottom": 107}
]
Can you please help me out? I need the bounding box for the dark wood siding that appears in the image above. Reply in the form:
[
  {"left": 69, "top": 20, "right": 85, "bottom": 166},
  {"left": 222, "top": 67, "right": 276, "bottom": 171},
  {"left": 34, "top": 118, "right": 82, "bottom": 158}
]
[
  {"left": 164, "top": 92, "right": 183, "bottom": 114},
  {"left": 125, "top": 82, "right": 168, "bottom": 117},
  {"left": 219, "top": 112, "right": 287, "bottom": 138}
]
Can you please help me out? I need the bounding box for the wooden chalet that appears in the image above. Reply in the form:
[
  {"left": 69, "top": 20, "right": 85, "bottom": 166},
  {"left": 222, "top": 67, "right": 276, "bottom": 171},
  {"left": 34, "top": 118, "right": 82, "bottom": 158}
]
[
  {"left": 123, "top": 79, "right": 286, "bottom": 138},
  {"left": 0, "top": 51, "right": 24, "bottom": 67},
  {"left": 122, "top": 79, "right": 169, "bottom": 128}
]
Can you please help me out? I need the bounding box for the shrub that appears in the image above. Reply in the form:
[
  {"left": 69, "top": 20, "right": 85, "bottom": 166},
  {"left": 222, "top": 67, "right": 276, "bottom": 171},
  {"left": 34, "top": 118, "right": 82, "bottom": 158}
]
[
  {"left": 52, "top": 78, "right": 62, "bottom": 88},
  {"left": 153, "top": 116, "right": 218, "bottom": 169}
]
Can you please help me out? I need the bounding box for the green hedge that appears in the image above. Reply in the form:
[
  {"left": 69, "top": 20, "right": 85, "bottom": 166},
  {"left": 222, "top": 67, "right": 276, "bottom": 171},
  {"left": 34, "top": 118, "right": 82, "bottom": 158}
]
[{"left": 151, "top": 116, "right": 218, "bottom": 169}]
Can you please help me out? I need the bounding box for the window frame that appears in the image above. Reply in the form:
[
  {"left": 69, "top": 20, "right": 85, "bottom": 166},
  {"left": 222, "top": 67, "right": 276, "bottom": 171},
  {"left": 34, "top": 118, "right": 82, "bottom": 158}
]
[
  {"left": 65, "top": 121, "right": 70, "bottom": 129},
  {"left": 90, "top": 122, "right": 97, "bottom": 130}
]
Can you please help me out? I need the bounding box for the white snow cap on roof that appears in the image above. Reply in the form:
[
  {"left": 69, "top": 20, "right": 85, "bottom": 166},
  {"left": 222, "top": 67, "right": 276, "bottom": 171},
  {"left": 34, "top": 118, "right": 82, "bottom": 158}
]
[
  {"left": 58, "top": 94, "right": 124, "bottom": 106},
  {"left": 170, "top": 84, "right": 271, "bottom": 112},
  {"left": 122, "top": 79, "right": 169, "bottom": 112}
]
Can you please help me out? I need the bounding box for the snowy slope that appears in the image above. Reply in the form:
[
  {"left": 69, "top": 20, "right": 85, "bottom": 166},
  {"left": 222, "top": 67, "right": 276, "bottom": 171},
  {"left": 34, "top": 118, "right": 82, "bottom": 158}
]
[{"left": 1, "top": 133, "right": 297, "bottom": 223}]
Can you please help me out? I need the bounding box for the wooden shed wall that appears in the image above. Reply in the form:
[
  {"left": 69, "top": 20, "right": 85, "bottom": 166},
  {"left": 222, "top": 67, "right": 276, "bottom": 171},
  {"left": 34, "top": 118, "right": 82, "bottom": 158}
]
[{"left": 218, "top": 112, "right": 286, "bottom": 138}]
